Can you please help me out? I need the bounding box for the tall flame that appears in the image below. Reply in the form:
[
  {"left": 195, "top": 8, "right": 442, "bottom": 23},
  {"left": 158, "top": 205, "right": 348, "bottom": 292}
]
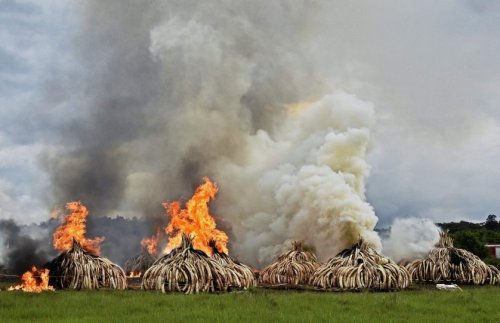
[
  {"left": 164, "top": 176, "right": 229, "bottom": 256},
  {"left": 140, "top": 228, "right": 161, "bottom": 255},
  {"left": 8, "top": 266, "right": 55, "bottom": 293},
  {"left": 52, "top": 201, "right": 104, "bottom": 255}
]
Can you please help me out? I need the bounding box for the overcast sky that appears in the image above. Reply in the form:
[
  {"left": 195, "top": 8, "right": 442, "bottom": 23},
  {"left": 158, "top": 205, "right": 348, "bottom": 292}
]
[
  {"left": 0, "top": 0, "right": 78, "bottom": 223},
  {"left": 1, "top": 0, "right": 500, "bottom": 226}
]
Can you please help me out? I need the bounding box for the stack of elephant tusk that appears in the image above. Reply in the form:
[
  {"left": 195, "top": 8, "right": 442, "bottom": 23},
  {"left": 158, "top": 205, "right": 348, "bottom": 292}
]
[
  {"left": 124, "top": 247, "right": 156, "bottom": 276},
  {"left": 210, "top": 243, "right": 256, "bottom": 290},
  {"left": 309, "top": 240, "right": 411, "bottom": 291},
  {"left": 406, "top": 231, "right": 500, "bottom": 285},
  {"left": 142, "top": 234, "right": 228, "bottom": 294},
  {"left": 44, "top": 240, "right": 127, "bottom": 290},
  {"left": 259, "top": 241, "right": 320, "bottom": 287}
]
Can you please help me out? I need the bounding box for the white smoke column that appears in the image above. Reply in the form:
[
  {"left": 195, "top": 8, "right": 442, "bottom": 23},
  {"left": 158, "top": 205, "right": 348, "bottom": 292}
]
[
  {"left": 217, "top": 91, "right": 380, "bottom": 265},
  {"left": 382, "top": 217, "right": 440, "bottom": 263}
]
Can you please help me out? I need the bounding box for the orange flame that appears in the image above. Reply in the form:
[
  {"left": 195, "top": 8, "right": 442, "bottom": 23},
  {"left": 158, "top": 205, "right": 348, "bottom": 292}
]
[
  {"left": 163, "top": 177, "right": 229, "bottom": 256},
  {"left": 140, "top": 228, "right": 161, "bottom": 255},
  {"left": 128, "top": 271, "right": 142, "bottom": 278},
  {"left": 8, "top": 266, "right": 55, "bottom": 293},
  {"left": 52, "top": 201, "right": 104, "bottom": 255}
]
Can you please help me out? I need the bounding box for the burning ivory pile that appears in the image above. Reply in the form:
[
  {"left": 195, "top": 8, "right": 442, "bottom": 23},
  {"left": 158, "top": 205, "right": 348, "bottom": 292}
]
[
  {"left": 142, "top": 234, "right": 229, "bottom": 294},
  {"left": 124, "top": 247, "right": 156, "bottom": 277},
  {"left": 125, "top": 228, "right": 161, "bottom": 277},
  {"left": 406, "top": 232, "right": 500, "bottom": 285},
  {"left": 45, "top": 240, "right": 127, "bottom": 290},
  {"left": 142, "top": 177, "right": 256, "bottom": 294},
  {"left": 44, "top": 201, "right": 127, "bottom": 289},
  {"left": 259, "top": 241, "right": 320, "bottom": 287},
  {"left": 309, "top": 240, "right": 411, "bottom": 291}
]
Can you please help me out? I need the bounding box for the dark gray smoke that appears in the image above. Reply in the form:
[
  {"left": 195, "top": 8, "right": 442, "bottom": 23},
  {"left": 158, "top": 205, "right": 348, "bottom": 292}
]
[
  {"left": 40, "top": 2, "right": 164, "bottom": 216},
  {"left": 0, "top": 220, "right": 52, "bottom": 274},
  {"left": 86, "top": 216, "right": 156, "bottom": 265},
  {"left": 0, "top": 217, "right": 153, "bottom": 274},
  {"left": 40, "top": 0, "right": 327, "bottom": 219}
]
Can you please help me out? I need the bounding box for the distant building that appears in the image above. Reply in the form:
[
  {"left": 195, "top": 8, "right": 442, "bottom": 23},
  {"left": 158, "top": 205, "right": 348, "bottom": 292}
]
[{"left": 485, "top": 244, "right": 500, "bottom": 259}]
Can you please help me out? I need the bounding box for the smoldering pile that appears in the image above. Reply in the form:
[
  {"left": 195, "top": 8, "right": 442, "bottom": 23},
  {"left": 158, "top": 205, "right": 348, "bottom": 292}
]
[
  {"left": 142, "top": 234, "right": 228, "bottom": 294},
  {"left": 259, "top": 241, "right": 320, "bottom": 288},
  {"left": 309, "top": 240, "right": 411, "bottom": 291},
  {"left": 124, "top": 247, "right": 156, "bottom": 276},
  {"left": 406, "top": 232, "right": 500, "bottom": 285},
  {"left": 45, "top": 240, "right": 127, "bottom": 290}
]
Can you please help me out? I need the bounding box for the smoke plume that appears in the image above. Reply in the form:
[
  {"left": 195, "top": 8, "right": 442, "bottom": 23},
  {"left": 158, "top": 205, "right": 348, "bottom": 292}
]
[
  {"left": 0, "top": 220, "right": 52, "bottom": 274},
  {"left": 216, "top": 92, "right": 379, "bottom": 264},
  {"left": 0, "top": 217, "right": 153, "bottom": 273},
  {"left": 40, "top": 1, "right": 381, "bottom": 265},
  {"left": 382, "top": 217, "right": 440, "bottom": 263}
]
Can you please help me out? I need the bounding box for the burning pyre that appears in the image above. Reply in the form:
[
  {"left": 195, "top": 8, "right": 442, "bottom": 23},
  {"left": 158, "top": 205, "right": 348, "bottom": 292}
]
[
  {"left": 142, "top": 177, "right": 255, "bottom": 293},
  {"left": 259, "top": 241, "right": 320, "bottom": 287},
  {"left": 309, "top": 240, "right": 411, "bottom": 291},
  {"left": 124, "top": 229, "right": 160, "bottom": 277},
  {"left": 8, "top": 266, "right": 54, "bottom": 293},
  {"left": 45, "top": 240, "right": 127, "bottom": 289},
  {"left": 124, "top": 248, "right": 156, "bottom": 277},
  {"left": 45, "top": 201, "right": 127, "bottom": 289},
  {"left": 406, "top": 231, "right": 500, "bottom": 285},
  {"left": 142, "top": 234, "right": 228, "bottom": 294}
]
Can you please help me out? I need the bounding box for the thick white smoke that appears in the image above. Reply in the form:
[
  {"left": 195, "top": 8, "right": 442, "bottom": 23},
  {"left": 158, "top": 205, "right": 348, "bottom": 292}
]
[
  {"left": 215, "top": 91, "right": 380, "bottom": 264},
  {"left": 382, "top": 217, "right": 440, "bottom": 263}
]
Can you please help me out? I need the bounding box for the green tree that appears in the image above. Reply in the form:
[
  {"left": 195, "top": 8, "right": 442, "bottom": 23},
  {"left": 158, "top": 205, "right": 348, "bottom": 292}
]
[{"left": 485, "top": 214, "right": 499, "bottom": 230}]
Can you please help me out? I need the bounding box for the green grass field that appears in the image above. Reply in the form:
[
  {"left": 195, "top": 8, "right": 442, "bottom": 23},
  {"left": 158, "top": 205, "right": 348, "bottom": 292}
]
[{"left": 0, "top": 284, "right": 499, "bottom": 323}]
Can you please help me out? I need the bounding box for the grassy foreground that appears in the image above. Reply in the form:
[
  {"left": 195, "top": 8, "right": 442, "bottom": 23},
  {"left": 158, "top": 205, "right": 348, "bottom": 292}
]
[{"left": 0, "top": 285, "right": 499, "bottom": 323}]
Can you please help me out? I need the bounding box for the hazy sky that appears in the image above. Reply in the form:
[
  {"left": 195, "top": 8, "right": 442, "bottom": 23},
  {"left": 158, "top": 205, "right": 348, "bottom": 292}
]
[{"left": 1, "top": 0, "right": 500, "bottom": 226}]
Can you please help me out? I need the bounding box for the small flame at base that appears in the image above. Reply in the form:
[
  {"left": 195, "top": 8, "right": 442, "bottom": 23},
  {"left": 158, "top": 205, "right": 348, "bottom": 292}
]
[
  {"left": 8, "top": 266, "right": 55, "bottom": 293},
  {"left": 127, "top": 271, "right": 142, "bottom": 278}
]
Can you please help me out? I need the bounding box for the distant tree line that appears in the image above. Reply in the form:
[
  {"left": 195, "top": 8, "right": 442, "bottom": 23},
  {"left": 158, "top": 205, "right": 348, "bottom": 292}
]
[{"left": 438, "top": 214, "right": 500, "bottom": 267}]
